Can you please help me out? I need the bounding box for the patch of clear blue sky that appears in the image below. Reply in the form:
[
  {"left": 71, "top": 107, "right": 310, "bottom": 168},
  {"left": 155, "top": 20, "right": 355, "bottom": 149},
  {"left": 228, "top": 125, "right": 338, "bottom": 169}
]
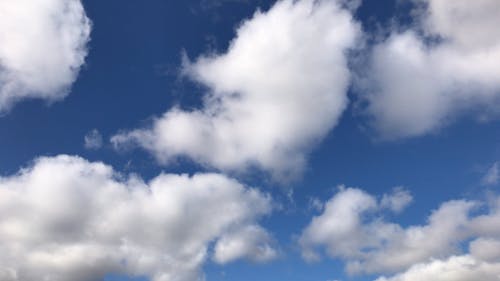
[{"left": 1, "top": 0, "right": 499, "bottom": 280}]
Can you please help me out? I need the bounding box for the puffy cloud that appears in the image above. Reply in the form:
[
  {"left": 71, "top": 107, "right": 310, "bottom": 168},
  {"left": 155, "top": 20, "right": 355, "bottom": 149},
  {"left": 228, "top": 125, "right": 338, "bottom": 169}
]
[
  {"left": 374, "top": 255, "right": 500, "bottom": 281},
  {"left": 469, "top": 238, "right": 500, "bottom": 262},
  {"left": 0, "top": 0, "right": 91, "bottom": 112},
  {"left": 299, "top": 187, "right": 378, "bottom": 263},
  {"left": 0, "top": 155, "right": 275, "bottom": 281},
  {"left": 360, "top": 0, "right": 500, "bottom": 139},
  {"left": 299, "top": 187, "right": 476, "bottom": 274},
  {"left": 370, "top": 173, "right": 500, "bottom": 281},
  {"left": 112, "top": 0, "right": 361, "bottom": 180},
  {"left": 213, "top": 224, "right": 278, "bottom": 264},
  {"left": 301, "top": 186, "right": 500, "bottom": 280},
  {"left": 84, "top": 129, "right": 103, "bottom": 150}
]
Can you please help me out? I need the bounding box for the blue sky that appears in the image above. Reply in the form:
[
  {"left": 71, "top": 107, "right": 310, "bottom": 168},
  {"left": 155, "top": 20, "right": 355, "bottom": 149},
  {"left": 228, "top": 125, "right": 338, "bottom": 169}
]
[{"left": 1, "top": 0, "right": 500, "bottom": 281}]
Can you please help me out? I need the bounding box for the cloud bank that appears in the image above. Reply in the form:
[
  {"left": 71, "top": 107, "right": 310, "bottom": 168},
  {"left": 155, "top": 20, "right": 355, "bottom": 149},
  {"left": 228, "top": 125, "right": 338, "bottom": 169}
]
[
  {"left": 0, "top": 155, "right": 275, "bottom": 281},
  {"left": 0, "top": 0, "right": 91, "bottom": 112},
  {"left": 361, "top": 0, "right": 500, "bottom": 139},
  {"left": 112, "top": 0, "right": 360, "bottom": 180},
  {"left": 300, "top": 187, "right": 500, "bottom": 280}
]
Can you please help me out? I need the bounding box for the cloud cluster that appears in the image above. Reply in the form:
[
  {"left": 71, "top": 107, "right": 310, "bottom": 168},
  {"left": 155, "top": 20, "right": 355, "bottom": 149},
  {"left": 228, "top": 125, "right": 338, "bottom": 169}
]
[
  {"left": 0, "top": 0, "right": 91, "bottom": 112},
  {"left": 361, "top": 0, "right": 500, "bottom": 139},
  {"left": 112, "top": 0, "right": 360, "bottom": 180},
  {"left": 0, "top": 155, "right": 275, "bottom": 281},
  {"left": 300, "top": 187, "right": 500, "bottom": 279}
]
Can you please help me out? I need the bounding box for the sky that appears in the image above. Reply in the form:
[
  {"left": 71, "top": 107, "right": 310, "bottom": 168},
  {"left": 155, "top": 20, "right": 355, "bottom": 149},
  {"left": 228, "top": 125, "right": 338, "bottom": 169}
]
[{"left": 1, "top": 0, "right": 500, "bottom": 281}]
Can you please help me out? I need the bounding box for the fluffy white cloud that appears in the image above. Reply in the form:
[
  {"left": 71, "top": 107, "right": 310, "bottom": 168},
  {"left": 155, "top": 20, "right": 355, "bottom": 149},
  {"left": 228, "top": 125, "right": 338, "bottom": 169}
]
[
  {"left": 112, "top": 0, "right": 360, "bottom": 180},
  {"left": 299, "top": 187, "right": 479, "bottom": 274},
  {"left": 361, "top": 0, "right": 500, "bottom": 139},
  {"left": 0, "top": 0, "right": 91, "bottom": 112},
  {"left": 0, "top": 155, "right": 275, "bottom": 281},
  {"left": 213, "top": 224, "right": 278, "bottom": 264},
  {"left": 301, "top": 186, "right": 500, "bottom": 280},
  {"left": 375, "top": 255, "right": 500, "bottom": 281}
]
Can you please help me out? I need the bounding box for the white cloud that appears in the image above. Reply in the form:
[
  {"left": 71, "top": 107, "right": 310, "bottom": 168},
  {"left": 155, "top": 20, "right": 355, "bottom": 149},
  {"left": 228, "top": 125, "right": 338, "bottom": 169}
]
[
  {"left": 112, "top": 0, "right": 360, "bottom": 180},
  {"left": 482, "top": 162, "right": 499, "bottom": 186},
  {"left": 374, "top": 255, "right": 500, "bottom": 281},
  {"left": 469, "top": 238, "right": 500, "bottom": 262},
  {"left": 301, "top": 186, "right": 500, "bottom": 280},
  {"left": 0, "top": 155, "right": 275, "bottom": 281},
  {"left": 299, "top": 187, "right": 476, "bottom": 274},
  {"left": 381, "top": 187, "right": 413, "bottom": 213},
  {"left": 0, "top": 0, "right": 91, "bottom": 112},
  {"left": 213, "top": 224, "right": 278, "bottom": 264},
  {"left": 360, "top": 0, "right": 500, "bottom": 139},
  {"left": 84, "top": 129, "right": 103, "bottom": 150}
]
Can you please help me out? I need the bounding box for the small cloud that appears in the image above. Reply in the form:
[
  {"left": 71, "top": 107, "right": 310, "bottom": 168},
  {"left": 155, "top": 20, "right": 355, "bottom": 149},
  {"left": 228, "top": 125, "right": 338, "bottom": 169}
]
[
  {"left": 381, "top": 187, "right": 413, "bottom": 213},
  {"left": 482, "top": 162, "right": 499, "bottom": 186},
  {"left": 308, "top": 197, "right": 324, "bottom": 212},
  {"left": 84, "top": 129, "right": 103, "bottom": 150}
]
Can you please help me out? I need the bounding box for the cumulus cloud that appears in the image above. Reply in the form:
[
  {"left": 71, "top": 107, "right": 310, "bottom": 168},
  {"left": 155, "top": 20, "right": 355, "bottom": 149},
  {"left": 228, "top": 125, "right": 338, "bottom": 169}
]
[
  {"left": 213, "top": 224, "right": 278, "bottom": 264},
  {"left": 374, "top": 255, "right": 500, "bottom": 281},
  {"left": 0, "top": 0, "right": 91, "bottom": 112},
  {"left": 84, "top": 129, "right": 103, "bottom": 150},
  {"left": 360, "top": 0, "right": 500, "bottom": 139},
  {"left": 112, "top": 0, "right": 360, "bottom": 180},
  {"left": 301, "top": 186, "right": 500, "bottom": 280},
  {"left": 0, "top": 155, "right": 275, "bottom": 281},
  {"left": 300, "top": 186, "right": 486, "bottom": 274}
]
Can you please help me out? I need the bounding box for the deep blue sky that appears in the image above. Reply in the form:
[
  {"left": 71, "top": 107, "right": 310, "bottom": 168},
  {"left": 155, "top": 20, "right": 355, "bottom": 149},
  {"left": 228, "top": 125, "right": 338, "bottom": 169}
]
[{"left": 1, "top": 1, "right": 499, "bottom": 280}]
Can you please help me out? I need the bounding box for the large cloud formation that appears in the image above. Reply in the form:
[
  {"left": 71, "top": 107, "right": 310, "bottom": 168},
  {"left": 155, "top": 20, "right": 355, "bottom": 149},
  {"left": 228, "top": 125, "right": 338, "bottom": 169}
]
[
  {"left": 361, "top": 0, "right": 500, "bottom": 139},
  {"left": 112, "top": 0, "right": 360, "bottom": 180},
  {"left": 300, "top": 187, "right": 500, "bottom": 280},
  {"left": 0, "top": 0, "right": 91, "bottom": 112},
  {"left": 0, "top": 155, "right": 275, "bottom": 281}
]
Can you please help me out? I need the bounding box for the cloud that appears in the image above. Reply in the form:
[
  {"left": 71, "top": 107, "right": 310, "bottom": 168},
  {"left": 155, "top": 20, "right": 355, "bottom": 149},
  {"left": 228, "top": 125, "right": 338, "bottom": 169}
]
[
  {"left": 0, "top": 155, "right": 275, "bottom": 281},
  {"left": 299, "top": 186, "right": 481, "bottom": 274},
  {"left": 482, "top": 162, "right": 499, "bottom": 186},
  {"left": 301, "top": 186, "right": 500, "bottom": 280},
  {"left": 213, "top": 224, "right": 278, "bottom": 264},
  {"left": 380, "top": 187, "right": 413, "bottom": 213},
  {"left": 0, "top": 0, "right": 91, "bottom": 113},
  {"left": 84, "top": 129, "right": 103, "bottom": 150},
  {"left": 360, "top": 0, "right": 500, "bottom": 139},
  {"left": 374, "top": 255, "right": 500, "bottom": 281},
  {"left": 112, "top": 0, "right": 361, "bottom": 180}
]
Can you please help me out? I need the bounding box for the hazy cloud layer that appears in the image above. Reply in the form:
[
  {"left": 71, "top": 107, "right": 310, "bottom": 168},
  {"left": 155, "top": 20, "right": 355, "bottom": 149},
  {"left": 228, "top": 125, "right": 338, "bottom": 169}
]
[
  {"left": 112, "top": 0, "right": 360, "bottom": 180},
  {"left": 361, "top": 0, "right": 500, "bottom": 139},
  {"left": 0, "top": 0, "right": 91, "bottom": 112},
  {"left": 0, "top": 155, "right": 275, "bottom": 281}
]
